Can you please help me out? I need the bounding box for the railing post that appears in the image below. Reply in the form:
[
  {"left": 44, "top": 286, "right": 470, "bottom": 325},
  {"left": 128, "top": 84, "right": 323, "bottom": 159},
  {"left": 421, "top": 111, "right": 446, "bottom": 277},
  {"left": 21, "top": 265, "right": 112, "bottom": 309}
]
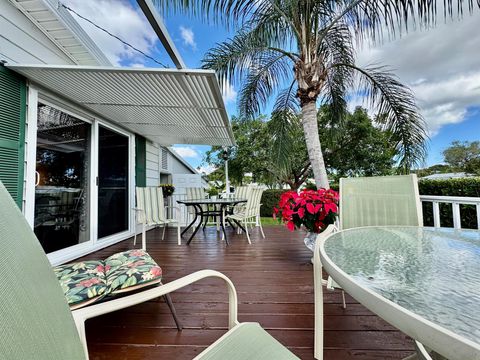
[
  {"left": 477, "top": 204, "right": 480, "bottom": 230},
  {"left": 433, "top": 202, "right": 441, "bottom": 228},
  {"left": 452, "top": 202, "right": 461, "bottom": 229}
]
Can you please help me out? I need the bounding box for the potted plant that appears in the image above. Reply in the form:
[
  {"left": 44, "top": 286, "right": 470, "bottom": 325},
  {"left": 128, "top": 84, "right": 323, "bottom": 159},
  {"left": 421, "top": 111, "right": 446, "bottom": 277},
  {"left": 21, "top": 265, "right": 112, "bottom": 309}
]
[
  {"left": 207, "top": 187, "right": 219, "bottom": 200},
  {"left": 273, "top": 189, "right": 339, "bottom": 250},
  {"left": 159, "top": 184, "right": 175, "bottom": 198}
]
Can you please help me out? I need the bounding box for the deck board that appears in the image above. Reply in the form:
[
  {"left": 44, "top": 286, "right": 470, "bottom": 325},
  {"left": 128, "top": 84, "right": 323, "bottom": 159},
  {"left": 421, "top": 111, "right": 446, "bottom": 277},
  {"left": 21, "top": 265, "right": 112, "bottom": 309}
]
[{"left": 79, "top": 226, "right": 414, "bottom": 359}]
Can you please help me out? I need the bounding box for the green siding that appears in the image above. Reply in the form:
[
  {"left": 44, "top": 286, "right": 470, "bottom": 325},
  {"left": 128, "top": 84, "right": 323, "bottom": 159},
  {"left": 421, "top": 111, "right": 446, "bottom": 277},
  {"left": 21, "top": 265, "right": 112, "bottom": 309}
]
[
  {"left": 0, "top": 65, "right": 26, "bottom": 208},
  {"left": 135, "top": 135, "right": 147, "bottom": 187}
]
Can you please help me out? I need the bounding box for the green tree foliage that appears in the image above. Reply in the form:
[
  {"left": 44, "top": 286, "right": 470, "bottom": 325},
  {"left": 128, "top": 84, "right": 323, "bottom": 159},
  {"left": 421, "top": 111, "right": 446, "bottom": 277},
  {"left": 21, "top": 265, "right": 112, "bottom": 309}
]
[
  {"left": 204, "top": 107, "right": 399, "bottom": 189},
  {"left": 443, "top": 141, "right": 480, "bottom": 174},
  {"left": 318, "top": 107, "right": 397, "bottom": 180},
  {"left": 204, "top": 116, "right": 271, "bottom": 185}
]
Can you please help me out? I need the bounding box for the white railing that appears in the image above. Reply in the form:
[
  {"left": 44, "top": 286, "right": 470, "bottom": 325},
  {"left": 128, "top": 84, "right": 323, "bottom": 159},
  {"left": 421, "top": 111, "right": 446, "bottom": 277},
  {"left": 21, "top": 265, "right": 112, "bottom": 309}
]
[{"left": 420, "top": 195, "right": 480, "bottom": 229}]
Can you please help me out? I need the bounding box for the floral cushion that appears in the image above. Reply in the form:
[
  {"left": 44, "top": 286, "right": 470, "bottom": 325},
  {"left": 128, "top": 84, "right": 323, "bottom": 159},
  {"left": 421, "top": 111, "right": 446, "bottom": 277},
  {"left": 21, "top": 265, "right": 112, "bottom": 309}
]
[
  {"left": 54, "top": 249, "right": 163, "bottom": 310},
  {"left": 54, "top": 260, "right": 108, "bottom": 310},
  {"left": 104, "top": 249, "right": 162, "bottom": 294}
]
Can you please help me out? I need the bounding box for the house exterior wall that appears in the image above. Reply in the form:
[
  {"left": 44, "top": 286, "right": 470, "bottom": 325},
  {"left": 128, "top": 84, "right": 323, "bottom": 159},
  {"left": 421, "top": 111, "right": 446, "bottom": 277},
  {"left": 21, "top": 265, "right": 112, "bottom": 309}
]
[
  {"left": 146, "top": 142, "right": 160, "bottom": 186},
  {"left": 0, "top": 1, "right": 75, "bottom": 65}
]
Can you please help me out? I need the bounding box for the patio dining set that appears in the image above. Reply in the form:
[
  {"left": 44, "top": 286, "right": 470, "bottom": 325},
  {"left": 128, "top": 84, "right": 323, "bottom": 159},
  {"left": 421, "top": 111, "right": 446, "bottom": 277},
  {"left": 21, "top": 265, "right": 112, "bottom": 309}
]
[{"left": 0, "top": 175, "right": 478, "bottom": 360}]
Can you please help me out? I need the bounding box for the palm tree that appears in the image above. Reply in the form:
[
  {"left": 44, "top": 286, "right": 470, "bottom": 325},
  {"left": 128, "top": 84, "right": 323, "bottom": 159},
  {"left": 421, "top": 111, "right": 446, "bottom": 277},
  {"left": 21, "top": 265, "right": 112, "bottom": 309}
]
[{"left": 157, "top": 0, "right": 478, "bottom": 189}]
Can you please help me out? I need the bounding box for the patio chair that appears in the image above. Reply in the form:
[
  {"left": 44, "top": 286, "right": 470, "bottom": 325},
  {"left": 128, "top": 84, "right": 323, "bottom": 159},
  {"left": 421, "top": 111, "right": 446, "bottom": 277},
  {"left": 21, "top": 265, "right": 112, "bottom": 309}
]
[
  {"left": 0, "top": 181, "right": 299, "bottom": 360},
  {"left": 328, "top": 174, "right": 423, "bottom": 308},
  {"left": 225, "top": 187, "right": 265, "bottom": 244},
  {"left": 134, "top": 186, "right": 181, "bottom": 250},
  {"left": 186, "top": 187, "right": 207, "bottom": 230}
]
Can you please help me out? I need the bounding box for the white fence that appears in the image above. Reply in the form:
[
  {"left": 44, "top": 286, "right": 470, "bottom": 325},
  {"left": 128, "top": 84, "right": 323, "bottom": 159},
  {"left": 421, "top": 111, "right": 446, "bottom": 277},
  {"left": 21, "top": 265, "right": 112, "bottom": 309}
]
[{"left": 420, "top": 195, "right": 480, "bottom": 230}]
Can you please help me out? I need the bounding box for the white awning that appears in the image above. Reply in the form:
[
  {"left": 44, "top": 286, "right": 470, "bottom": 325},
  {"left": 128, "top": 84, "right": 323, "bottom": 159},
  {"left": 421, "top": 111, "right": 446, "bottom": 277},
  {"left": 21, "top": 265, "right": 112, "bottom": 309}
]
[{"left": 7, "top": 64, "right": 235, "bottom": 146}]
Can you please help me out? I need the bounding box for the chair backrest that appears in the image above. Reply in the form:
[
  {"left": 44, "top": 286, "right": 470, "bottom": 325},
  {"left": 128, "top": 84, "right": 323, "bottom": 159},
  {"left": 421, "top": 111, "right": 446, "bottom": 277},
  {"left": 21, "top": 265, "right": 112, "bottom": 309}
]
[
  {"left": 339, "top": 174, "right": 423, "bottom": 230},
  {"left": 136, "top": 187, "right": 166, "bottom": 225},
  {"left": 244, "top": 187, "right": 264, "bottom": 218},
  {"left": 186, "top": 187, "right": 206, "bottom": 200},
  {"left": 0, "top": 182, "right": 85, "bottom": 359},
  {"left": 234, "top": 185, "right": 251, "bottom": 200}
]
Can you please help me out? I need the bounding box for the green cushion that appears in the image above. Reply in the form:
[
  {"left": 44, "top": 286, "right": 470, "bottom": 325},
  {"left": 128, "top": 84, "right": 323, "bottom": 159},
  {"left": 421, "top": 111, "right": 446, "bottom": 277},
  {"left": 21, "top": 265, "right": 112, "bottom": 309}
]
[
  {"left": 105, "top": 249, "right": 162, "bottom": 294},
  {"left": 54, "top": 260, "right": 108, "bottom": 310},
  {"left": 197, "top": 322, "right": 299, "bottom": 360},
  {"left": 54, "top": 249, "right": 163, "bottom": 309}
]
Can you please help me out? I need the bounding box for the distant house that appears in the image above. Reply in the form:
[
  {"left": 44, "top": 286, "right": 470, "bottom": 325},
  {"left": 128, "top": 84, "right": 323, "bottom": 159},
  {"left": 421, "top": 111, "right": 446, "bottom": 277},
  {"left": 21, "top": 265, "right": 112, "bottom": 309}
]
[
  {"left": 421, "top": 172, "right": 475, "bottom": 180},
  {"left": 0, "top": 0, "right": 234, "bottom": 264}
]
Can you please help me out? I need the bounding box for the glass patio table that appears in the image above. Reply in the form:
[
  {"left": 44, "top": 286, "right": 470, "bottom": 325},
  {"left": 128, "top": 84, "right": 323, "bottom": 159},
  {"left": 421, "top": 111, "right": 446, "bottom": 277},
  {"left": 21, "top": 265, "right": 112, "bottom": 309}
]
[
  {"left": 319, "top": 226, "right": 480, "bottom": 360},
  {"left": 177, "top": 198, "right": 247, "bottom": 245}
]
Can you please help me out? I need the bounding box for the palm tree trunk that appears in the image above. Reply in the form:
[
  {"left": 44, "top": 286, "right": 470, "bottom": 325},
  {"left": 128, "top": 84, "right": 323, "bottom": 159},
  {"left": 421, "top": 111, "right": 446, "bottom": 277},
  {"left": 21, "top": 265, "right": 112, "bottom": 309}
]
[{"left": 300, "top": 100, "right": 329, "bottom": 189}]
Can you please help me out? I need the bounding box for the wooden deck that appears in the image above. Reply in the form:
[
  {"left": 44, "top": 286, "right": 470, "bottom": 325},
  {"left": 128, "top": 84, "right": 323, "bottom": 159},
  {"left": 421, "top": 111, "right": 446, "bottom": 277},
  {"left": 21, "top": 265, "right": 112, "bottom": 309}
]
[{"left": 80, "top": 225, "right": 414, "bottom": 360}]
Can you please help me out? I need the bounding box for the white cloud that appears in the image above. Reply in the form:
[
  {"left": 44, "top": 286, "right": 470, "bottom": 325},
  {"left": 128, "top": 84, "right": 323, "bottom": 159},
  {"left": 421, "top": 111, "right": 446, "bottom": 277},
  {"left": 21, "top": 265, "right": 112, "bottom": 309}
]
[
  {"left": 197, "top": 165, "right": 216, "bottom": 175},
  {"left": 179, "top": 26, "right": 197, "bottom": 50},
  {"left": 355, "top": 10, "right": 480, "bottom": 137},
  {"left": 221, "top": 80, "right": 237, "bottom": 104},
  {"left": 174, "top": 146, "right": 200, "bottom": 158},
  {"left": 62, "top": 0, "right": 158, "bottom": 66}
]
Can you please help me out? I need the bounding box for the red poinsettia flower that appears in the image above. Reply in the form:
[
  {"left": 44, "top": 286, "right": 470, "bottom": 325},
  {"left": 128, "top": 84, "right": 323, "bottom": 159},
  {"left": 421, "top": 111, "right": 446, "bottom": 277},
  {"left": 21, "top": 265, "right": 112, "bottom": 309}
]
[{"left": 273, "top": 188, "right": 339, "bottom": 234}]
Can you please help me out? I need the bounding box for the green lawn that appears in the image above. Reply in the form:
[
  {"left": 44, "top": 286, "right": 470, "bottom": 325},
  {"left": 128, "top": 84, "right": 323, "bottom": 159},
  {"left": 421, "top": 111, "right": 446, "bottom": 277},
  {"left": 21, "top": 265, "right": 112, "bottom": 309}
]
[{"left": 260, "top": 217, "right": 282, "bottom": 226}]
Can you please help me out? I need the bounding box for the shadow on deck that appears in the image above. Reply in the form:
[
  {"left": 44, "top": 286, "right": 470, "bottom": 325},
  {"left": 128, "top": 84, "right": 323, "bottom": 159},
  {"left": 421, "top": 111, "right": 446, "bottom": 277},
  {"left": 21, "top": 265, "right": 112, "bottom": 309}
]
[{"left": 79, "top": 225, "right": 414, "bottom": 360}]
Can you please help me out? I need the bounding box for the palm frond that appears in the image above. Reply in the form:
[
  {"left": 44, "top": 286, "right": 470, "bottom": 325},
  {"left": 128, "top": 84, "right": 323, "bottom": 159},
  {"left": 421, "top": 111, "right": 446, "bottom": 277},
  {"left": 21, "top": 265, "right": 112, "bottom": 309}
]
[
  {"left": 273, "top": 80, "right": 299, "bottom": 113},
  {"left": 338, "top": 63, "right": 428, "bottom": 170},
  {"left": 267, "top": 110, "right": 300, "bottom": 171},
  {"left": 237, "top": 52, "right": 293, "bottom": 117}
]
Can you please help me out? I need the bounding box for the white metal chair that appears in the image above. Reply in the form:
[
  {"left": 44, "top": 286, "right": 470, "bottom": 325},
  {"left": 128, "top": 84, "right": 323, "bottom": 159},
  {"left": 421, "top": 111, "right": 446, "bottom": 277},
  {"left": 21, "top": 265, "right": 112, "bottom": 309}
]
[
  {"left": 328, "top": 174, "right": 423, "bottom": 307},
  {"left": 186, "top": 187, "right": 207, "bottom": 230},
  {"left": 134, "top": 186, "right": 181, "bottom": 249},
  {"left": 225, "top": 187, "right": 265, "bottom": 244}
]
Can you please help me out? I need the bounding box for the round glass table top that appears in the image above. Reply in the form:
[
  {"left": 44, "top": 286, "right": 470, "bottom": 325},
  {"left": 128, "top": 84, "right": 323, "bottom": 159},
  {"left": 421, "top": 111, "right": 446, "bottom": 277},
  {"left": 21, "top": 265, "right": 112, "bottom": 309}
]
[{"left": 323, "top": 226, "right": 480, "bottom": 346}]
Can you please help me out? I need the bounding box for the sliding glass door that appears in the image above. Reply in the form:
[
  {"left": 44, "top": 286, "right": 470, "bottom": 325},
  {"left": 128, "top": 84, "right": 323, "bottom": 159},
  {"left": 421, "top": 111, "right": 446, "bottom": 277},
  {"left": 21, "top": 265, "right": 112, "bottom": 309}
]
[
  {"left": 97, "top": 126, "right": 129, "bottom": 239},
  {"left": 34, "top": 103, "right": 91, "bottom": 254}
]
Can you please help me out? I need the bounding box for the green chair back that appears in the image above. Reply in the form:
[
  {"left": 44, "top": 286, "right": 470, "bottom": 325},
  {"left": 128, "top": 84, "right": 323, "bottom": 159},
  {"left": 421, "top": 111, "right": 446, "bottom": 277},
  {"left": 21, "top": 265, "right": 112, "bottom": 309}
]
[
  {"left": 136, "top": 186, "right": 166, "bottom": 225},
  {"left": 0, "top": 182, "right": 85, "bottom": 359},
  {"left": 340, "top": 175, "right": 423, "bottom": 230}
]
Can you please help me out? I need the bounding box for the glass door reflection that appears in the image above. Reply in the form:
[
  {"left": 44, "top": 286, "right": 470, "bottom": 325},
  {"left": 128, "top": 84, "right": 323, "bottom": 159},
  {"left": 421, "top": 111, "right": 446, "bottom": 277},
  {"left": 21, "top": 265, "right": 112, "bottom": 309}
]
[
  {"left": 34, "top": 104, "right": 91, "bottom": 253},
  {"left": 97, "top": 126, "right": 129, "bottom": 238}
]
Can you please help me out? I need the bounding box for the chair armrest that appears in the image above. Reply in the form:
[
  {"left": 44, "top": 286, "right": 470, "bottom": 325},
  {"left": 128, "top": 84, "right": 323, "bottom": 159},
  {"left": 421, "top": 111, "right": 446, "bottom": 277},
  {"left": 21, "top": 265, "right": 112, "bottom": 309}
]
[{"left": 72, "top": 270, "right": 239, "bottom": 359}]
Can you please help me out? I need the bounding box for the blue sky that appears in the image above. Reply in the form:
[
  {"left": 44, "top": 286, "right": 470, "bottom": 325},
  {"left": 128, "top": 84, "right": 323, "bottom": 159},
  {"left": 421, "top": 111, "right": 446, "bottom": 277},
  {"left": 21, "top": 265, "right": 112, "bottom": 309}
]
[{"left": 64, "top": 0, "right": 480, "bottom": 172}]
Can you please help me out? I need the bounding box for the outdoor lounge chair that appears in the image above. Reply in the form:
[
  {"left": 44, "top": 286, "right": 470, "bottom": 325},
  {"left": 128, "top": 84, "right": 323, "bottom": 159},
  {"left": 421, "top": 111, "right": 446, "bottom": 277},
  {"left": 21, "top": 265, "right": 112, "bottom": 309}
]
[
  {"left": 0, "top": 181, "right": 299, "bottom": 359},
  {"left": 134, "top": 186, "right": 181, "bottom": 250}
]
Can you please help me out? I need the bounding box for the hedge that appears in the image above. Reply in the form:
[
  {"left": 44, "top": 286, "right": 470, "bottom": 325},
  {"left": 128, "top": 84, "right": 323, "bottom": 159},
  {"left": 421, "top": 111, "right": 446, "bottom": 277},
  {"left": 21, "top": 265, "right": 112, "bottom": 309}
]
[
  {"left": 260, "top": 189, "right": 288, "bottom": 217},
  {"left": 419, "top": 178, "right": 480, "bottom": 229},
  {"left": 261, "top": 178, "right": 480, "bottom": 228}
]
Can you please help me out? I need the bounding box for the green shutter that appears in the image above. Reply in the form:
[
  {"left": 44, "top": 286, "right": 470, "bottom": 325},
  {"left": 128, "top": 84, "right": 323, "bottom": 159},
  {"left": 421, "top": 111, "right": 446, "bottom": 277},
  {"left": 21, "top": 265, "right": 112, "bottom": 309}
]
[
  {"left": 0, "top": 65, "right": 26, "bottom": 208},
  {"left": 135, "top": 135, "right": 147, "bottom": 187}
]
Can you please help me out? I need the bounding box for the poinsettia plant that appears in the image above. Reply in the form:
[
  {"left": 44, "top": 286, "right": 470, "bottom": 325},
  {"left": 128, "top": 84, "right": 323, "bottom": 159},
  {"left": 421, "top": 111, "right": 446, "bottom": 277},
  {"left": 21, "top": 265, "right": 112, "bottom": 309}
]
[{"left": 273, "top": 189, "right": 339, "bottom": 233}]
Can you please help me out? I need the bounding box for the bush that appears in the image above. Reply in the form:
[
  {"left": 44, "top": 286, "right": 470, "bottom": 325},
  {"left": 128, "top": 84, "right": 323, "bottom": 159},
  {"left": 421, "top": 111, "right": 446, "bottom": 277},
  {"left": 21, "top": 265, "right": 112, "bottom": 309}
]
[
  {"left": 260, "top": 189, "right": 289, "bottom": 217},
  {"left": 419, "top": 177, "right": 480, "bottom": 229}
]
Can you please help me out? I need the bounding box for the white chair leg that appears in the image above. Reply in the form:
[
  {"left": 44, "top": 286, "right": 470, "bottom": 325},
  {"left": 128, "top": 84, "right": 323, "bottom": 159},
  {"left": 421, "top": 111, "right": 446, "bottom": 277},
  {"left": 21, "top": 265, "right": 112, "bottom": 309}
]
[
  {"left": 141, "top": 223, "right": 146, "bottom": 251},
  {"left": 162, "top": 225, "right": 166, "bottom": 240},
  {"left": 244, "top": 220, "right": 252, "bottom": 244},
  {"left": 177, "top": 223, "right": 181, "bottom": 245},
  {"left": 133, "top": 228, "right": 137, "bottom": 246},
  {"left": 341, "top": 290, "right": 346, "bottom": 309},
  {"left": 258, "top": 218, "right": 265, "bottom": 238}
]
